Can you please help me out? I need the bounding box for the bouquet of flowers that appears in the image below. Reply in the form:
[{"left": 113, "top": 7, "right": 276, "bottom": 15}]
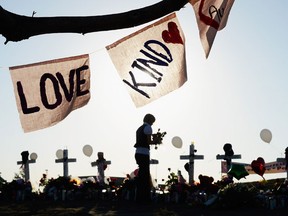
[{"left": 153, "top": 129, "right": 167, "bottom": 149}]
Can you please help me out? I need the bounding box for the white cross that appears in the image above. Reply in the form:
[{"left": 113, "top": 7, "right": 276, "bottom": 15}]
[
  {"left": 180, "top": 143, "right": 204, "bottom": 185},
  {"left": 55, "top": 149, "right": 76, "bottom": 178},
  {"left": 17, "top": 155, "right": 36, "bottom": 182},
  {"left": 91, "top": 152, "right": 111, "bottom": 185},
  {"left": 216, "top": 154, "right": 241, "bottom": 173},
  {"left": 150, "top": 159, "right": 159, "bottom": 164}
]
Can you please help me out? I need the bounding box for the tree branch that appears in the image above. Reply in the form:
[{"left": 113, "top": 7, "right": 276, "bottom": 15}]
[{"left": 0, "top": 0, "right": 189, "bottom": 44}]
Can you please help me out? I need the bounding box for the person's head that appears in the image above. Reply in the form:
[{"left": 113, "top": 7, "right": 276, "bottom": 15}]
[{"left": 143, "top": 113, "right": 155, "bottom": 125}]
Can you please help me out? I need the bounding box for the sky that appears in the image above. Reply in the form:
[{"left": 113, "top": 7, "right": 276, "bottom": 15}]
[{"left": 1, "top": 0, "right": 288, "bottom": 190}]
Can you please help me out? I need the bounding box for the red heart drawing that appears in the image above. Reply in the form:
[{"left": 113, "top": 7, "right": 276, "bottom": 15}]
[
  {"left": 251, "top": 157, "right": 266, "bottom": 177},
  {"left": 162, "top": 22, "right": 183, "bottom": 45}
]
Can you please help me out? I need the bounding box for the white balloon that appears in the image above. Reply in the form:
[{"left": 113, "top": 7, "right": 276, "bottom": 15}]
[
  {"left": 260, "top": 129, "right": 272, "bottom": 143},
  {"left": 83, "top": 145, "right": 93, "bottom": 157},
  {"left": 30, "top": 152, "right": 38, "bottom": 160},
  {"left": 171, "top": 136, "right": 183, "bottom": 148},
  {"left": 56, "top": 149, "right": 63, "bottom": 159}
]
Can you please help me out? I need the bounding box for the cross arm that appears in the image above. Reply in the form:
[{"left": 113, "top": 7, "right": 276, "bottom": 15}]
[
  {"left": 180, "top": 155, "right": 204, "bottom": 160},
  {"left": 91, "top": 160, "right": 111, "bottom": 167},
  {"left": 17, "top": 159, "right": 36, "bottom": 165},
  {"left": 216, "top": 154, "right": 241, "bottom": 160},
  {"left": 150, "top": 159, "right": 159, "bottom": 164},
  {"left": 55, "top": 158, "right": 77, "bottom": 163}
]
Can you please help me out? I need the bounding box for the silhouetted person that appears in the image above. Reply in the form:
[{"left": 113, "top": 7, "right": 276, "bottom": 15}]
[{"left": 134, "top": 113, "right": 161, "bottom": 204}]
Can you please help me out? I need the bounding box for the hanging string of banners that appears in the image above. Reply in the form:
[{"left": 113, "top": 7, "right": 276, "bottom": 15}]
[{"left": 8, "top": 1, "right": 235, "bottom": 132}]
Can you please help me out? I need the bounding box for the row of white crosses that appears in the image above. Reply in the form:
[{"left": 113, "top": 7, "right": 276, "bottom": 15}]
[
  {"left": 17, "top": 149, "right": 160, "bottom": 183},
  {"left": 16, "top": 145, "right": 238, "bottom": 185},
  {"left": 15, "top": 145, "right": 240, "bottom": 185},
  {"left": 17, "top": 145, "right": 288, "bottom": 183},
  {"left": 17, "top": 149, "right": 112, "bottom": 182}
]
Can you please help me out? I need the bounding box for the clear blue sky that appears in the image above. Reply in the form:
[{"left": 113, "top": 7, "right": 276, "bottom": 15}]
[{"left": 0, "top": 1, "right": 287, "bottom": 190}]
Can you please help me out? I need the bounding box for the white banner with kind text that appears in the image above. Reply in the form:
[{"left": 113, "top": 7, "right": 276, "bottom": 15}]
[{"left": 106, "top": 13, "right": 187, "bottom": 107}]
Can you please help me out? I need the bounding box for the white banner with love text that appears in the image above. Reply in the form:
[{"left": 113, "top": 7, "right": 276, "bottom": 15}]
[
  {"left": 190, "top": 0, "right": 235, "bottom": 58},
  {"left": 10, "top": 54, "right": 90, "bottom": 133},
  {"left": 106, "top": 13, "right": 187, "bottom": 107}
]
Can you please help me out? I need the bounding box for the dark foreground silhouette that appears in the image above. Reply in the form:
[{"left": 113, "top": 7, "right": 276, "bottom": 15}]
[{"left": 0, "top": 199, "right": 287, "bottom": 216}]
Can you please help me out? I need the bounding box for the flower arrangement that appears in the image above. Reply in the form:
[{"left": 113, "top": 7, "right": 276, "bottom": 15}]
[{"left": 153, "top": 129, "right": 167, "bottom": 149}]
